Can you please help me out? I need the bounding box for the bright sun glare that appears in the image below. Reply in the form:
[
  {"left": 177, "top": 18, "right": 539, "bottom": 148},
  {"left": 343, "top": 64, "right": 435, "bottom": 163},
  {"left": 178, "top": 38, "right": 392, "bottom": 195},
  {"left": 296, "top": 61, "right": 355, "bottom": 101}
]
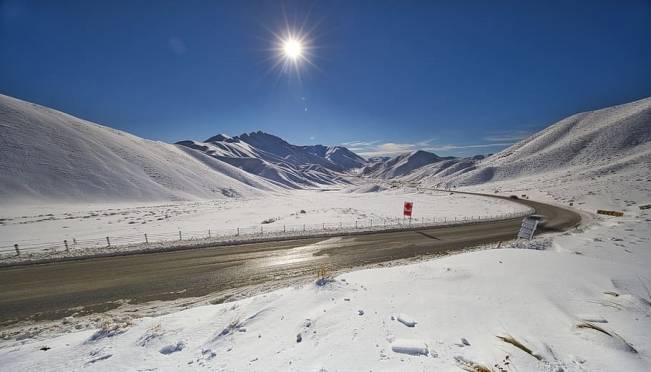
[
  {"left": 283, "top": 38, "right": 303, "bottom": 60},
  {"left": 271, "top": 30, "right": 312, "bottom": 75}
]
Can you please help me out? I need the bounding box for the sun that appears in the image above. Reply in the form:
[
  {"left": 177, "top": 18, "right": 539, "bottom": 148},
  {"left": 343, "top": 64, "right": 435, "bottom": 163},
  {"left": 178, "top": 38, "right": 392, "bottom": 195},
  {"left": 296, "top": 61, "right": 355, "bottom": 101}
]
[
  {"left": 283, "top": 38, "right": 303, "bottom": 60},
  {"left": 268, "top": 29, "right": 315, "bottom": 78}
]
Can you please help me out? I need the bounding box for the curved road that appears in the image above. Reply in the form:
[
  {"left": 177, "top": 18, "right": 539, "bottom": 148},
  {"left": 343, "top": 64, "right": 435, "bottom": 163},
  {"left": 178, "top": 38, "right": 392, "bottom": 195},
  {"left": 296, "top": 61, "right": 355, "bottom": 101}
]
[{"left": 0, "top": 196, "right": 580, "bottom": 325}]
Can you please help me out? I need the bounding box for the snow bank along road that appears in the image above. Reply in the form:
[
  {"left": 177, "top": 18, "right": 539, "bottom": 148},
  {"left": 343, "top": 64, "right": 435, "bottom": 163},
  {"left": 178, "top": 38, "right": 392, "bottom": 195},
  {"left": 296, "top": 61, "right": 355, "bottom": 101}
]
[{"left": 0, "top": 197, "right": 580, "bottom": 325}]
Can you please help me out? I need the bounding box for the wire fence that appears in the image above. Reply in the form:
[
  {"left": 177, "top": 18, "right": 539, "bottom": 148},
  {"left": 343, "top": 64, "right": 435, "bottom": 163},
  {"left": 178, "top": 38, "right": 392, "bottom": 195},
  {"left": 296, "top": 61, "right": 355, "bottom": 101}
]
[{"left": 0, "top": 208, "right": 533, "bottom": 261}]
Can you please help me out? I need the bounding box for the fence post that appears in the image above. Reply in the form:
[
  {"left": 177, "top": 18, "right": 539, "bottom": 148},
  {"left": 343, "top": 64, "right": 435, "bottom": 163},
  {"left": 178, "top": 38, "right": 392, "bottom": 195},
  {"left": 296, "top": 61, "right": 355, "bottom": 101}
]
[
  {"left": 64, "top": 240, "right": 69, "bottom": 252},
  {"left": 322, "top": 223, "right": 325, "bottom": 230},
  {"left": 237, "top": 227, "right": 240, "bottom": 236},
  {"left": 370, "top": 219, "right": 373, "bottom": 227},
  {"left": 260, "top": 225, "right": 263, "bottom": 234},
  {"left": 106, "top": 236, "right": 111, "bottom": 247},
  {"left": 303, "top": 224, "right": 305, "bottom": 232},
  {"left": 355, "top": 220, "right": 358, "bottom": 229},
  {"left": 145, "top": 233, "right": 149, "bottom": 244},
  {"left": 73, "top": 238, "right": 77, "bottom": 245},
  {"left": 283, "top": 225, "right": 286, "bottom": 233},
  {"left": 208, "top": 229, "right": 211, "bottom": 238},
  {"left": 178, "top": 231, "right": 182, "bottom": 240},
  {"left": 14, "top": 244, "right": 19, "bottom": 256}
]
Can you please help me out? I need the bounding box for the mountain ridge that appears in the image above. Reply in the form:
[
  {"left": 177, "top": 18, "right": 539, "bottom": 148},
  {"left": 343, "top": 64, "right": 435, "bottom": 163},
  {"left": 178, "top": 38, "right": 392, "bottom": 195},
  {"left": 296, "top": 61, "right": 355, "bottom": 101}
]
[
  {"left": 1, "top": 93, "right": 649, "bottom": 204},
  {"left": 176, "top": 131, "right": 367, "bottom": 188}
]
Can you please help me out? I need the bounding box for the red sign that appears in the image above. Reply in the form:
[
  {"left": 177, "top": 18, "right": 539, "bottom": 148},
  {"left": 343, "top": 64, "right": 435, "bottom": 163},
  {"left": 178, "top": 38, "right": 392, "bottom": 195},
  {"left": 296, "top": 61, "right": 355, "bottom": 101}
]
[{"left": 403, "top": 201, "right": 413, "bottom": 217}]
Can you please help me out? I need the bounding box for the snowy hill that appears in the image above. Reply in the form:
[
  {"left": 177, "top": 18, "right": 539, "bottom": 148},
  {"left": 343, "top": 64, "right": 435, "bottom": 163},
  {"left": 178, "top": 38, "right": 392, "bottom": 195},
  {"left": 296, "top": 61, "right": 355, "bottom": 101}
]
[
  {"left": 361, "top": 150, "right": 457, "bottom": 179},
  {"left": 411, "top": 97, "right": 651, "bottom": 189},
  {"left": 176, "top": 132, "right": 366, "bottom": 188},
  {"left": 358, "top": 98, "right": 650, "bottom": 190},
  {"left": 0, "top": 94, "right": 280, "bottom": 205},
  {"left": 4, "top": 92, "right": 647, "bottom": 205},
  {"left": 301, "top": 144, "right": 368, "bottom": 170}
]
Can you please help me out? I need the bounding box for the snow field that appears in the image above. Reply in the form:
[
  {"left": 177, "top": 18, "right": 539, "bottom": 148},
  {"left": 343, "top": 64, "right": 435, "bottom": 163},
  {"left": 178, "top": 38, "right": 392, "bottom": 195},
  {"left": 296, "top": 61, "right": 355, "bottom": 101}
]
[
  {"left": 0, "top": 189, "right": 530, "bottom": 260},
  {"left": 2, "top": 206, "right": 649, "bottom": 371}
]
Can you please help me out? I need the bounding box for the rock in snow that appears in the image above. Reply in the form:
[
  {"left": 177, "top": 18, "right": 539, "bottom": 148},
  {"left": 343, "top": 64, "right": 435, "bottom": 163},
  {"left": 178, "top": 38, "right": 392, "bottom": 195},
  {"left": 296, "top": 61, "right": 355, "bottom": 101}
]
[
  {"left": 396, "top": 313, "right": 417, "bottom": 327},
  {"left": 390, "top": 339, "right": 429, "bottom": 356}
]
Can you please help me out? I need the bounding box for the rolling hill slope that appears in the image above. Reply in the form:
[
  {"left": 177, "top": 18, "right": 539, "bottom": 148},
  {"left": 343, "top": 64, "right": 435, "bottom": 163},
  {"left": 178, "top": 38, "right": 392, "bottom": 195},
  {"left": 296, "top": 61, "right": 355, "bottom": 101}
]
[
  {"left": 356, "top": 97, "right": 650, "bottom": 206},
  {"left": 410, "top": 97, "right": 651, "bottom": 188},
  {"left": 2, "top": 93, "right": 648, "bottom": 206},
  {"left": 0, "top": 94, "right": 280, "bottom": 204}
]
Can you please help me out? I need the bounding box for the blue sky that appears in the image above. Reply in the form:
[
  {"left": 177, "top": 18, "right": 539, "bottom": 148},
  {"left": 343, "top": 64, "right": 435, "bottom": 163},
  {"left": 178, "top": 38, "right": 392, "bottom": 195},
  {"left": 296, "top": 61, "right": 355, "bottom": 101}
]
[{"left": 1, "top": 0, "right": 650, "bottom": 157}]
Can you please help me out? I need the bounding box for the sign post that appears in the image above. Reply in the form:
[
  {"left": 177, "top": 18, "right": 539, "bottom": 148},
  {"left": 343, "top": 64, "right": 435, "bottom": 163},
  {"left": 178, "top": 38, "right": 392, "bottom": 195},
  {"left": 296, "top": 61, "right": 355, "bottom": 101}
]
[
  {"left": 403, "top": 201, "right": 413, "bottom": 220},
  {"left": 517, "top": 216, "right": 539, "bottom": 240}
]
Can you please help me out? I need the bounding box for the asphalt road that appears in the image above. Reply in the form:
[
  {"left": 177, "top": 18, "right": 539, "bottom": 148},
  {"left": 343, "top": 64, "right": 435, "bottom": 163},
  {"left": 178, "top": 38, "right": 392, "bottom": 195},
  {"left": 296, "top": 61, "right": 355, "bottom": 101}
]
[{"left": 0, "top": 197, "right": 580, "bottom": 325}]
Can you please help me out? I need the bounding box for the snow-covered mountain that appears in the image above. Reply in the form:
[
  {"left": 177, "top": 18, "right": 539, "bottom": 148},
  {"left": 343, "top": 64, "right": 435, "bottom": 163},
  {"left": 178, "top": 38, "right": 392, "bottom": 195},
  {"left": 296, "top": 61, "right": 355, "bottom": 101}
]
[
  {"left": 408, "top": 97, "right": 651, "bottom": 189},
  {"left": 361, "top": 150, "right": 457, "bottom": 179},
  {"left": 176, "top": 132, "right": 366, "bottom": 188},
  {"left": 0, "top": 94, "right": 281, "bottom": 204},
  {"left": 357, "top": 97, "right": 650, "bottom": 195},
  {"left": 3, "top": 92, "right": 648, "bottom": 205},
  {"left": 300, "top": 144, "right": 367, "bottom": 170}
]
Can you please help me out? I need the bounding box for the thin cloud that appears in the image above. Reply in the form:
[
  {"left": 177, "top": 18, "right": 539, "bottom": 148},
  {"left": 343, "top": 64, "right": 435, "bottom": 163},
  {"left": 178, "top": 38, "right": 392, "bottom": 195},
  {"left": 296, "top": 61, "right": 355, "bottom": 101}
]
[
  {"left": 483, "top": 130, "right": 533, "bottom": 142},
  {"left": 415, "top": 138, "right": 436, "bottom": 147},
  {"left": 376, "top": 143, "right": 416, "bottom": 153},
  {"left": 344, "top": 139, "right": 515, "bottom": 158},
  {"left": 426, "top": 143, "right": 515, "bottom": 151},
  {"left": 341, "top": 140, "right": 381, "bottom": 147}
]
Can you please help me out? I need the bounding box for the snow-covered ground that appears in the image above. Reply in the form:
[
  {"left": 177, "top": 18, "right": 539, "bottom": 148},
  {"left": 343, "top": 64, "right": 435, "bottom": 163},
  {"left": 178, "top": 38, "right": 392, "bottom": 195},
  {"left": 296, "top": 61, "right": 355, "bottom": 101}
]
[
  {"left": 2, "top": 172, "right": 649, "bottom": 371},
  {"left": 1, "top": 94, "right": 649, "bottom": 371},
  {"left": 459, "top": 161, "right": 650, "bottom": 215},
  {"left": 0, "top": 188, "right": 528, "bottom": 258}
]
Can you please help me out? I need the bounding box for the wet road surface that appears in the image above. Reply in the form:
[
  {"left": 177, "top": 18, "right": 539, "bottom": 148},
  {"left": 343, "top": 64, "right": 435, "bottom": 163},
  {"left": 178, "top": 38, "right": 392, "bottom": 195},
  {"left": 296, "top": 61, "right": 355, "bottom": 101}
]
[{"left": 0, "top": 197, "right": 580, "bottom": 325}]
